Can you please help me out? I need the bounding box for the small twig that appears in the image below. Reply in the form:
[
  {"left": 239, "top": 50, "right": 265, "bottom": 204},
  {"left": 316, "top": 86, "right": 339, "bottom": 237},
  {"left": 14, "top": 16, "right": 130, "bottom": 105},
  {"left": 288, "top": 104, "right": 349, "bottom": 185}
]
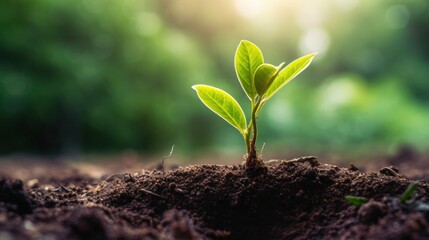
[
  {"left": 379, "top": 166, "right": 404, "bottom": 178},
  {"left": 141, "top": 188, "right": 164, "bottom": 198},
  {"left": 60, "top": 185, "right": 73, "bottom": 193},
  {"left": 161, "top": 145, "right": 175, "bottom": 172},
  {"left": 124, "top": 173, "right": 136, "bottom": 182}
]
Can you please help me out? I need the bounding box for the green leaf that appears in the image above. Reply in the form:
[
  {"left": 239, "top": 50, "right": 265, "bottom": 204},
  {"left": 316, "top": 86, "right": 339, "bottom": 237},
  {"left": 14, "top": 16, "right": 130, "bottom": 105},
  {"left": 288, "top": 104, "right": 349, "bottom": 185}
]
[
  {"left": 263, "top": 53, "right": 317, "bottom": 102},
  {"left": 400, "top": 181, "right": 418, "bottom": 203},
  {"left": 192, "top": 84, "right": 247, "bottom": 135},
  {"left": 235, "top": 40, "right": 264, "bottom": 100},
  {"left": 345, "top": 195, "right": 368, "bottom": 207},
  {"left": 254, "top": 62, "right": 285, "bottom": 97}
]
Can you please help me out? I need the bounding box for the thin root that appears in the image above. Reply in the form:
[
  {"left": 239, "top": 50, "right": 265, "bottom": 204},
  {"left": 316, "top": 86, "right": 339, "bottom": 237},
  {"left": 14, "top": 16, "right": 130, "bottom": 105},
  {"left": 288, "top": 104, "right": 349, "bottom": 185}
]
[{"left": 161, "top": 145, "right": 175, "bottom": 172}]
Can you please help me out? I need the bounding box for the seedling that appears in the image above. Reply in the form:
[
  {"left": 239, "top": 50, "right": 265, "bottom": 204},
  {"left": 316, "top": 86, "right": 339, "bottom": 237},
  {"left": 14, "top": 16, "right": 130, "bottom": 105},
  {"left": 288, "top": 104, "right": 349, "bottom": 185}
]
[
  {"left": 346, "top": 181, "right": 419, "bottom": 207},
  {"left": 345, "top": 195, "right": 369, "bottom": 207},
  {"left": 192, "top": 40, "right": 316, "bottom": 167},
  {"left": 399, "top": 181, "right": 418, "bottom": 203}
]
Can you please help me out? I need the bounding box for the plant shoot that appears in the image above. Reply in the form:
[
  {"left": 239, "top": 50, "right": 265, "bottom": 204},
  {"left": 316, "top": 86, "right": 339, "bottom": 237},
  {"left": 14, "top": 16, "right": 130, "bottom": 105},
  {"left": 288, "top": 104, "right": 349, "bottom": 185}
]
[{"left": 192, "top": 40, "right": 317, "bottom": 167}]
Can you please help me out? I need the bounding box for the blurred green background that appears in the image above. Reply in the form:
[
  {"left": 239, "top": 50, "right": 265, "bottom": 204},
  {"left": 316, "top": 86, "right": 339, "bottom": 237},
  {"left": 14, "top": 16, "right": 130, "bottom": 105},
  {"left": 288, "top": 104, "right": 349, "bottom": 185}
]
[{"left": 1, "top": 0, "right": 428, "bottom": 158}]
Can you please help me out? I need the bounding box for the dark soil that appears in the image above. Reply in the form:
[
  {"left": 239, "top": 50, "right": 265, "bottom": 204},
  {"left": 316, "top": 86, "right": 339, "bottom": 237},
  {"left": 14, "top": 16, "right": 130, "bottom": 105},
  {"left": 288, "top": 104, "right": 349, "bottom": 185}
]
[{"left": 1, "top": 156, "right": 429, "bottom": 239}]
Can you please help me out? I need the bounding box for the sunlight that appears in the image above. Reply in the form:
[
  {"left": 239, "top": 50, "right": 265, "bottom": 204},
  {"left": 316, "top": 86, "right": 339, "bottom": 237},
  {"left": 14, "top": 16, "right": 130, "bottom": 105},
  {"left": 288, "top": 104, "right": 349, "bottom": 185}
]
[
  {"left": 299, "top": 28, "right": 330, "bottom": 55},
  {"left": 334, "top": 0, "right": 359, "bottom": 11},
  {"left": 234, "top": 0, "right": 264, "bottom": 19}
]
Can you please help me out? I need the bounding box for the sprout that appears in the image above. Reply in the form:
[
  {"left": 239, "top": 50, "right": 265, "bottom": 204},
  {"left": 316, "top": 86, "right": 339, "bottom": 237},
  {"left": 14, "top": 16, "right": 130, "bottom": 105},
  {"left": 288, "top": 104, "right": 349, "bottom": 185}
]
[
  {"left": 192, "top": 40, "right": 317, "bottom": 167},
  {"left": 400, "top": 181, "right": 418, "bottom": 203},
  {"left": 345, "top": 195, "right": 369, "bottom": 207}
]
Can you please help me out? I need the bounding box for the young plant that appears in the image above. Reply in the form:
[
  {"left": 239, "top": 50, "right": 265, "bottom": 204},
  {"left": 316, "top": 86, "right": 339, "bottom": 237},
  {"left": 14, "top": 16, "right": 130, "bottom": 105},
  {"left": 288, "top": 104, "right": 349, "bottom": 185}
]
[
  {"left": 192, "top": 40, "right": 317, "bottom": 167},
  {"left": 345, "top": 181, "right": 419, "bottom": 207},
  {"left": 399, "top": 181, "right": 418, "bottom": 203},
  {"left": 345, "top": 195, "right": 369, "bottom": 207}
]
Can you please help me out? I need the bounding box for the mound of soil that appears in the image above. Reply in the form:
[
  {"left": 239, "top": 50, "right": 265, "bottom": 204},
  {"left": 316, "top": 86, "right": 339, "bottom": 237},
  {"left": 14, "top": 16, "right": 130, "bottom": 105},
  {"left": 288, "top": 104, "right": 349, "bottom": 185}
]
[{"left": 1, "top": 157, "right": 429, "bottom": 239}]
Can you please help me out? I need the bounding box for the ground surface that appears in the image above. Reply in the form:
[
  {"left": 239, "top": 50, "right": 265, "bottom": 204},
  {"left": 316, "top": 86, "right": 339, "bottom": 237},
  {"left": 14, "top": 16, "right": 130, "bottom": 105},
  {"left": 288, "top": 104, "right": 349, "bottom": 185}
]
[{"left": 1, "top": 150, "right": 429, "bottom": 239}]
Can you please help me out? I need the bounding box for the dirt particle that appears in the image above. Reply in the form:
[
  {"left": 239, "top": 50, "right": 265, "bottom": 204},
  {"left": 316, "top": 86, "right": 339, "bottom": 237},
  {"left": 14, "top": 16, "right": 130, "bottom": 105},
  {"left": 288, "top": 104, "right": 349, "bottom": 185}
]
[
  {"left": 159, "top": 210, "right": 202, "bottom": 240},
  {"left": 27, "top": 179, "right": 39, "bottom": 189},
  {"left": 68, "top": 208, "right": 109, "bottom": 240},
  {"left": 379, "top": 166, "right": 401, "bottom": 177},
  {"left": 23, "top": 220, "right": 36, "bottom": 231},
  {"left": 169, "top": 183, "right": 177, "bottom": 190},
  {"left": 302, "top": 168, "right": 317, "bottom": 180},
  {"left": 349, "top": 164, "right": 359, "bottom": 171},
  {"left": 358, "top": 200, "right": 387, "bottom": 224},
  {"left": 406, "top": 214, "right": 427, "bottom": 231},
  {"left": 0, "top": 177, "right": 35, "bottom": 214}
]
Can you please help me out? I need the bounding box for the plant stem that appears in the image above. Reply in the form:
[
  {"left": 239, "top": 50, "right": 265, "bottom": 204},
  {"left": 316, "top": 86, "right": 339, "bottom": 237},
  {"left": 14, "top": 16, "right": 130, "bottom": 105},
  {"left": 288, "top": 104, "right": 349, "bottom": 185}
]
[
  {"left": 244, "top": 131, "right": 250, "bottom": 154},
  {"left": 244, "top": 98, "right": 263, "bottom": 167},
  {"left": 251, "top": 99, "right": 262, "bottom": 148},
  {"left": 244, "top": 99, "right": 254, "bottom": 154}
]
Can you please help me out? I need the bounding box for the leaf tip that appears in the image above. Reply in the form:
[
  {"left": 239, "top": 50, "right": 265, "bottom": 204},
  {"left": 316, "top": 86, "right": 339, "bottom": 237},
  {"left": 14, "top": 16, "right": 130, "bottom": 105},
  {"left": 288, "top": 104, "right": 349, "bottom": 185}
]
[
  {"left": 192, "top": 84, "right": 206, "bottom": 91},
  {"left": 239, "top": 39, "right": 251, "bottom": 45},
  {"left": 304, "top": 52, "right": 318, "bottom": 64}
]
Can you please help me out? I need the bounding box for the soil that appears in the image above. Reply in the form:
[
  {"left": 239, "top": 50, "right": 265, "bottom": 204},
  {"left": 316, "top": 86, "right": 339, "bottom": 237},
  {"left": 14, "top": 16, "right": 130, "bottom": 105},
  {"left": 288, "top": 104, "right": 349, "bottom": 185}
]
[{"left": 1, "top": 154, "right": 429, "bottom": 239}]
